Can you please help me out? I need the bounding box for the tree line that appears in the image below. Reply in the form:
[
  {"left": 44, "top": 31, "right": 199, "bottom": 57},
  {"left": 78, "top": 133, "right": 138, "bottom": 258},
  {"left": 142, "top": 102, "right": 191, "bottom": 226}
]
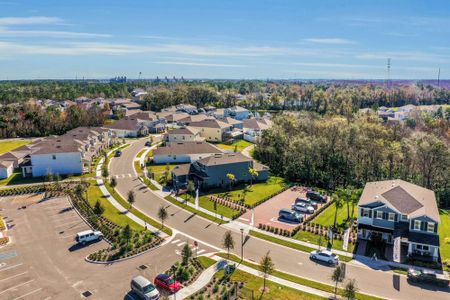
[
  {"left": 0, "top": 102, "right": 105, "bottom": 138},
  {"left": 253, "top": 111, "right": 450, "bottom": 207}
]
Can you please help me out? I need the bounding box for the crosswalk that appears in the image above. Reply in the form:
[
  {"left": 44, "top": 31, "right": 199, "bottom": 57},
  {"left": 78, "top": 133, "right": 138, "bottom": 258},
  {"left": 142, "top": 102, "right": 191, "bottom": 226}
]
[
  {"left": 113, "top": 174, "right": 134, "bottom": 179},
  {"left": 171, "top": 239, "right": 206, "bottom": 256}
]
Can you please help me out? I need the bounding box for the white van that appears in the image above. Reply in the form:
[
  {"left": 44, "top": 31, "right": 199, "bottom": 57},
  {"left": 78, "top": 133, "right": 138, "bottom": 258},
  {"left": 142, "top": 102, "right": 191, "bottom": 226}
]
[
  {"left": 131, "top": 276, "right": 160, "bottom": 300},
  {"left": 75, "top": 230, "right": 103, "bottom": 245}
]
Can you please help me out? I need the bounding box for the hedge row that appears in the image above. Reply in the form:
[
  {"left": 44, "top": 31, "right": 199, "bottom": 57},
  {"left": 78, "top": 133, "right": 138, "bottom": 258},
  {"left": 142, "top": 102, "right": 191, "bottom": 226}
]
[{"left": 209, "top": 196, "right": 246, "bottom": 212}]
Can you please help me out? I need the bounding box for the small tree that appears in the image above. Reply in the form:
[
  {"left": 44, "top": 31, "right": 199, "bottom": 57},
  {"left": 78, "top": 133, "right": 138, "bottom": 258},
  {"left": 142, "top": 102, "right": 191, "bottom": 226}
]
[
  {"left": 222, "top": 230, "right": 235, "bottom": 258},
  {"left": 181, "top": 243, "right": 193, "bottom": 266},
  {"left": 226, "top": 173, "right": 236, "bottom": 191},
  {"left": 127, "top": 190, "right": 135, "bottom": 209},
  {"left": 344, "top": 279, "right": 358, "bottom": 300},
  {"left": 110, "top": 177, "right": 117, "bottom": 188},
  {"left": 122, "top": 224, "right": 132, "bottom": 247},
  {"left": 258, "top": 251, "right": 274, "bottom": 293},
  {"left": 158, "top": 206, "right": 168, "bottom": 228},
  {"left": 93, "top": 200, "right": 104, "bottom": 216},
  {"left": 248, "top": 167, "right": 259, "bottom": 186},
  {"left": 102, "top": 167, "right": 109, "bottom": 179},
  {"left": 331, "top": 264, "right": 346, "bottom": 299},
  {"left": 332, "top": 193, "right": 344, "bottom": 228},
  {"left": 187, "top": 180, "right": 195, "bottom": 201}
]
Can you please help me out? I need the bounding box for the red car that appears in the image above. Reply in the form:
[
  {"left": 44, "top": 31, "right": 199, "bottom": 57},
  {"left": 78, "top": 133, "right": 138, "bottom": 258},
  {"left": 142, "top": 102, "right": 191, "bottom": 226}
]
[{"left": 154, "top": 274, "right": 181, "bottom": 293}]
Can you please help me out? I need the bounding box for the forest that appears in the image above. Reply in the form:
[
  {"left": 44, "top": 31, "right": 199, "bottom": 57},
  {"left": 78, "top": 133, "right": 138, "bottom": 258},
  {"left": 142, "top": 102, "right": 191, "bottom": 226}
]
[{"left": 253, "top": 111, "right": 450, "bottom": 207}]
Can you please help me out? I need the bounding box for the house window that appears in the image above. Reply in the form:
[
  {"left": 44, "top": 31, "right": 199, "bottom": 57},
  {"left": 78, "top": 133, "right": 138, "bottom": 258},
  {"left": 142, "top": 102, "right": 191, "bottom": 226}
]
[
  {"left": 388, "top": 213, "right": 395, "bottom": 221},
  {"left": 361, "top": 208, "right": 370, "bottom": 217},
  {"left": 401, "top": 214, "right": 408, "bottom": 221},
  {"left": 427, "top": 222, "right": 435, "bottom": 233},
  {"left": 376, "top": 211, "right": 383, "bottom": 219},
  {"left": 52, "top": 155, "right": 56, "bottom": 160},
  {"left": 413, "top": 220, "right": 421, "bottom": 230}
]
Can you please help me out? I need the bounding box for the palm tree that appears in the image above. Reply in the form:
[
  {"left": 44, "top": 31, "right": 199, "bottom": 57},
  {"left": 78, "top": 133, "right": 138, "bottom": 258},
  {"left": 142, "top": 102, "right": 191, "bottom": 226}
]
[
  {"left": 127, "top": 190, "right": 135, "bottom": 209},
  {"left": 332, "top": 192, "right": 344, "bottom": 228},
  {"left": 226, "top": 173, "right": 236, "bottom": 191},
  {"left": 158, "top": 206, "right": 168, "bottom": 228},
  {"left": 344, "top": 279, "right": 358, "bottom": 300},
  {"left": 258, "top": 251, "right": 275, "bottom": 294},
  {"left": 331, "top": 265, "right": 346, "bottom": 299},
  {"left": 248, "top": 167, "right": 259, "bottom": 186},
  {"left": 222, "top": 230, "right": 234, "bottom": 258}
]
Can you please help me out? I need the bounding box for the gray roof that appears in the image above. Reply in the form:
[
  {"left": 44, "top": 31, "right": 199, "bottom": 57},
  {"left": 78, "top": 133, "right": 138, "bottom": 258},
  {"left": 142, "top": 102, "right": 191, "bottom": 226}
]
[
  {"left": 223, "top": 117, "right": 243, "bottom": 125},
  {"left": 243, "top": 118, "right": 270, "bottom": 130},
  {"left": 167, "top": 127, "right": 199, "bottom": 135},
  {"left": 359, "top": 180, "right": 439, "bottom": 222},
  {"left": 153, "top": 142, "right": 223, "bottom": 156},
  {"left": 197, "top": 152, "right": 252, "bottom": 167},
  {"left": 105, "top": 119, "right": 143, "bottom": 131},
  {"left": 172, "top": 164, "right": 191, "bottom": 176}
]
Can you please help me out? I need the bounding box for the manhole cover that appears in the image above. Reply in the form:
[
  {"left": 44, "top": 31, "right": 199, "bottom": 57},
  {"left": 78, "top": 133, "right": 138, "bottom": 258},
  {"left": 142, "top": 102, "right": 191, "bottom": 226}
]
[
  {"left": 139, "top": 265, "right": 147, "bottom": 270},
  {"left": 82, "top": 291, "right": 92, "bottom": 297}
]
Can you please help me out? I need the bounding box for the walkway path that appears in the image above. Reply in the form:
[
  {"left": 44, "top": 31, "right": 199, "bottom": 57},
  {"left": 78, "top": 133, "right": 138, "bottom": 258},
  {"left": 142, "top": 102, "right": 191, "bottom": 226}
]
[{"left": 241, "top": 144, "right": 255, "bottom": 158}]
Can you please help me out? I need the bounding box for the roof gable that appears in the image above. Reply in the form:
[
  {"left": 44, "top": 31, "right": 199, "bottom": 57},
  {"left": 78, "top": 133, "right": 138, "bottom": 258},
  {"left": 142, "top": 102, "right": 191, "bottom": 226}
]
[{"left": 381, "top": 186, "right": 423, "bottom": 214}]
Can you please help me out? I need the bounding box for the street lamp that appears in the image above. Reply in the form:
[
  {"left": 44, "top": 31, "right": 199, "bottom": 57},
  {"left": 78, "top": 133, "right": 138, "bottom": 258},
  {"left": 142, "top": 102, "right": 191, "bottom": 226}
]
[{"left": 240, "top": 228, "right": 244, "bottom": 261}]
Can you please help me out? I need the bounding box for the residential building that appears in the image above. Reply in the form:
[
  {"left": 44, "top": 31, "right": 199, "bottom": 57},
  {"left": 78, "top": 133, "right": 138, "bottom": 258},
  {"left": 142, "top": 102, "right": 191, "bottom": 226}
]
[
  {"left": 178, "top": 114, "right": 213, "bottom": 126},
  {"left": 226, "top": 106, "right": 250, "bottom": 120},
  {"left": 152, "top": 141, "right": 222, "bottom": 164},
  {"left": 189, "top": 119, "right": 232, "bottom": 142},
  {"left": 357, "top": 180, "right": 441, "bottom": 263},
  {"left": 104, "top": 118, "right": 148, "bottom": 137},
  {"left": 172, "top": 152, "right": 269, "bottom": 189},
  {"left": 243, "top": 118, "right": 272, "bottom": 143},
  {"left": 0, "top": 161, "right": 13, "bottom": 179},
  {"left": 222, "top": 117, "right": 244, "bottom": 129},
  {"left": 164, "top": 127, "right": 204, "bottom": 143}
]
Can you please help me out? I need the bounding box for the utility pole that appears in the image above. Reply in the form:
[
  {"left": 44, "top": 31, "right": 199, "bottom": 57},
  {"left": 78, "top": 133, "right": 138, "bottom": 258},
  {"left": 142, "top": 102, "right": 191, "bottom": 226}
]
[{"left": 437, "top": 68, "right": 441, "bottom": 88}]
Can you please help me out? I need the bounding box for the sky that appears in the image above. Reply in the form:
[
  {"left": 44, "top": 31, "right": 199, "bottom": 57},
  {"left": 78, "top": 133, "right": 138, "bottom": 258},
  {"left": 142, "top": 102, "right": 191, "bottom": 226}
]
[{"left": 0, "top": 0, "right": 450, "bottom": 80}]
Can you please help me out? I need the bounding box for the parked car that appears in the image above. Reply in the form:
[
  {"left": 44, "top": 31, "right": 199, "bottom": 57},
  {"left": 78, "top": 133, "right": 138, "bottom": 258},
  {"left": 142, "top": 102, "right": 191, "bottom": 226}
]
[
  {"left": 131, "top": 276, "right": 160, "bottom": 300},
  {"left": 279, "top": 208, "right": 303, "bottom": 223},
  {"left": 292, "top": 202, "right": 314, "bottom": 214},
  {"left": 310, "top": 250, "right": 339, "bottom": 265},
  {"left": 75, "top": 230, "right": 103, "bottom": 245},
  {"left": 115, "top": 150, "right": 122, "bottom": 157},
  {"left": 295, "top": 197, "right": 318, "bottom": 209},
  {"left": 154, "top": 274, "right": 181, "bottom": 293},
  {"left": 407, "top": 268, "right": 449, "bottom": 287},
  {"left": 306, "top": 191, "right": 327, "bottom": 203},
  {"left": 145, "top": 141, "right": 152, "bottom": 147}
]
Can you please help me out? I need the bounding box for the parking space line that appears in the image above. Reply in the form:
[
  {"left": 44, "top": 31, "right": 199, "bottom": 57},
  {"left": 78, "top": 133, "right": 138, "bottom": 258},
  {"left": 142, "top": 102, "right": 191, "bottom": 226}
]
[
  {"left": 0, "top": 271, "right": 28, "bottom": 282},
  {"left": 13, "top": 288, "right": 43, "bottom": 300},
  {"left": 177, "top": 242, "right": 186, "bottom": 247},
  {"left": 0, "top": 263, "right": 23, "bottom": 272},
  {"left": 197, "top": 249, "right": 205, "bottom": 255},
  {"left": 171, "top": 239, "right": 180, "bottom": 244},
  {"left": 0, "top": 251, "right": 18, "bottom": 261},
  {"left": 54, "top": 220, "right": 83, "bottom": 229},
  {"left": 0, "top": 279, "right": 34, "bottom": 295},
  {"left": 51, "top": 216, "right": 79, "bottom": 223}
]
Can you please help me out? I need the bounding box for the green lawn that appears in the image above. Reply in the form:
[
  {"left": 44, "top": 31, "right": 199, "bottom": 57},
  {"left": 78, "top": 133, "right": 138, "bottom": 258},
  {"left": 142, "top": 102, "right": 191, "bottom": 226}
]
[
  {"left": 0, "top": 169, "right": 44, "bottom": 186},
  {"left": 293, "top": 230, "right": 355, "bottom": 253},
  {"left": 313, "top": 203, "right": 356, "bottom": 229},
  {"left": 250, "top": 230, "right": 353, "bottom": 262},
  {"left": 103, "top": 180, "right": 172, "bottom": 236},
  {"left": 217, "top": 253, "right": 381, "bottom": 300},
  {"left": 0, "top": 140, "right": 31, "bottom": 155},
  {"left": 164, "top": 195, "right": 228, "bottom": 223},
  {"left": 147, "top": 163, "right": 183, "bottom": 183},
  {"left": 136, "top": 149, "right": 147, "bottom": 159},
  {"left": 87, "top": 181, "right": 143, "bottom": 231},
  {"left": 202, "top": 176, "right": 287, "bottom": 207},
  {"left": 184, "top": 194, "right": 240, "bottom": 219},
  {"left": 439, "top": 209, "right": 450, "bottom": 270},
  {"left": 215, "top": 140, "right": 253, "bottom": 152},
  {"left": 197, "top": 256, "right": 216, "bottom": 269}
]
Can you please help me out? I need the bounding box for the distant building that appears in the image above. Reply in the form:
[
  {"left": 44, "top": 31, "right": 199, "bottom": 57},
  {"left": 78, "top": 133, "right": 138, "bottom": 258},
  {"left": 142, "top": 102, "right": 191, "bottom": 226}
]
[
  {"left": 243, "top": 118, "right": 272, "bottom": 143},
  {"left": 104, "top": 119, "right": 148, "bottom": 137},
  {"left": 226, "top": 106, "right": 250, "bottom": 120},
  {"left": 189, "top": 119, "right": 232, "bottom": 142},
  {"left": 164, "top": 127, "right": 204, "bottom": 143}
]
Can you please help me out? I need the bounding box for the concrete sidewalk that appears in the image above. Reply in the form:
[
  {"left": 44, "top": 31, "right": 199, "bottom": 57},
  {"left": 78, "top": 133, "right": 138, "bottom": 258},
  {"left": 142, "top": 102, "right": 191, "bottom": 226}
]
[{"left": 169, "top": 261, "right": 227, "bottom": 300}]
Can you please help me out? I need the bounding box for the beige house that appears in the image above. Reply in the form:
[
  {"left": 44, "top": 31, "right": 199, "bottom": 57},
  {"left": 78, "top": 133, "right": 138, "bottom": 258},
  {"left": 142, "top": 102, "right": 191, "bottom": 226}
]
[{"left": 189, "top": 119, "right": 232, "bottom": 142}]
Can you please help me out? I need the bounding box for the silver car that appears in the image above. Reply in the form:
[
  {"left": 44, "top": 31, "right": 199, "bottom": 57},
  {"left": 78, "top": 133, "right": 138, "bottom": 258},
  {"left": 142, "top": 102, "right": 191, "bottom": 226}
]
[
  {"left": 292, "top": 202, "right": 314, "bottom": 214},
  {"left": 131, "top": 276, "right": 160, "bottom": 300},
  {"left": 310, "top": 250, "right": 339, "bottom": 265}
]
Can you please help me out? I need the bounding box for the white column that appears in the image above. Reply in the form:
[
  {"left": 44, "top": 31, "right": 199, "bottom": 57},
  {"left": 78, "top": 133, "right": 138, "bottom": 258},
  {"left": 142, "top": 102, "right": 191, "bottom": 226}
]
[
  {"left": 195, "top": 188, "right": 199, "bottom": 210},
  {"left": 408, "top": 243, "right": 413, "bottom": 255}
]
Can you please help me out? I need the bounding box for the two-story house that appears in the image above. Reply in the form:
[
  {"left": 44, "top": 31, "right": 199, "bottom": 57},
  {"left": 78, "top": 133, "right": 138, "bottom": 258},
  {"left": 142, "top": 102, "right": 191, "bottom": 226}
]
[{"left": 357, "top": 180, "right": 440, "bottom": 263}]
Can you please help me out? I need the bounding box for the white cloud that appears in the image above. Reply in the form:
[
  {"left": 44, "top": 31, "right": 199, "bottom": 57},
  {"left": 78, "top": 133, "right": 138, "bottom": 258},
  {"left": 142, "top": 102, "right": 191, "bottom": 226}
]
[
  {"left": 304, "top": 38, "right": 356, "bottom": 45},
  {"left": 0, "top": 28, "right": 111, "bottom": 38},
  {"left": 356, "top": 51, "right": 450, "bottom": 64},
  {"left": 0, "top": 16, "right": 64, "bottom": 26},
  {"left": 154, "top": 61, "right": 245, "bottom": 67}
]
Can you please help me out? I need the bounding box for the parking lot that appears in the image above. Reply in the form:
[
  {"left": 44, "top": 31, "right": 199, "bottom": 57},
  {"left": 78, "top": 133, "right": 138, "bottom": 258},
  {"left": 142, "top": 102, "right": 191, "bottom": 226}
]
[
  {"left": 0, "top": 193, "right": 211, "bottom": 299},
  {"left": 239, "top": 186, "right": 326, "bottom": 230}
]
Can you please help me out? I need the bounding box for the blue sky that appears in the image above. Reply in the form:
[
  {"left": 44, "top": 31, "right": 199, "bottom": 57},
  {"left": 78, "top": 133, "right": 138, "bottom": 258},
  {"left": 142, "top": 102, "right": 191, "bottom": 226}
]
[{"left": 0, "top": 0, "right": 449, "bottom": 79}]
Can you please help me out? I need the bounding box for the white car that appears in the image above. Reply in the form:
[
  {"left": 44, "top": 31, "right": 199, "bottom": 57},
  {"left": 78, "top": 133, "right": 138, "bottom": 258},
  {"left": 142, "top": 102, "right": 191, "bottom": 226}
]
[
  {"left": 75, "top": 230, "right": 103, "bottom": 245},
  {"left": 292, "top": 202, "right": 314, "bottom": 214},
  {"left": 310, "top": 250, "right": 339, "bottom": 265},
  {"left": 131, "top": 276, "right": 160, "bottom": 300}
]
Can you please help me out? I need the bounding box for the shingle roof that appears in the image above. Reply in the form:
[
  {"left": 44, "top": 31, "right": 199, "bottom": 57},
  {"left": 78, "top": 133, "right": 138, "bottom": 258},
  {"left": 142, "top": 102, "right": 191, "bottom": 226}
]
[
  {"left": 189, "top": 119, "right": 231, "bottom": 129},
  {"left": 167, "top": 127, "right": 199, "bottom": 135},
  {"left": 105, "top": 119, "right": 143, "bottom": 131},
  {"left": 243, "top": 118, "right": 270, "bottom": 130},
  {"left": 197, "top": 152, "right": 252, "bottom": 167},
  {"left": 223, "top": 117, "right": 243, "bottom": 125},
  {"left": 359, "top": 180, "right": 439, "bottom": 222},
  {"left": 153, "top": 142, "right": 223, "bottom": 156},
  {"left": 0, "top": 160, "right": 13, "bottom": 168},
  {"left": 172, "top": 164, "right": 191, "bottom": 176}
]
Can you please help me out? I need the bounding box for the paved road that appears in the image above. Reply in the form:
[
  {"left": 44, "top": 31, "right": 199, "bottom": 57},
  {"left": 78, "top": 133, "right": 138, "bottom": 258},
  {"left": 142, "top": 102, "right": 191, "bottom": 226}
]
[
  {"left": 110, "top": 138, "right": 450, "bottom": 300},
  {"left": 0, "top": 193, "right": 215, "bottom": 299}
]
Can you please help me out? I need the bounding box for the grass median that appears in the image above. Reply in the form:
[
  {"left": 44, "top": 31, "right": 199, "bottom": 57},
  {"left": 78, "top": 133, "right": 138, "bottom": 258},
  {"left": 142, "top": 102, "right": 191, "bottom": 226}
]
[
  {"left": 249, "top": 230, "right": 353, "bottom": 262},
  {"left": 103, "top": 180, "right": 172, "bottom": 236},
  {"left": 164, "top": 195, "right": 225, "bottom": 224},
  {"left": 217, "top": 253, "right": 384, "bottom": 300}
]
